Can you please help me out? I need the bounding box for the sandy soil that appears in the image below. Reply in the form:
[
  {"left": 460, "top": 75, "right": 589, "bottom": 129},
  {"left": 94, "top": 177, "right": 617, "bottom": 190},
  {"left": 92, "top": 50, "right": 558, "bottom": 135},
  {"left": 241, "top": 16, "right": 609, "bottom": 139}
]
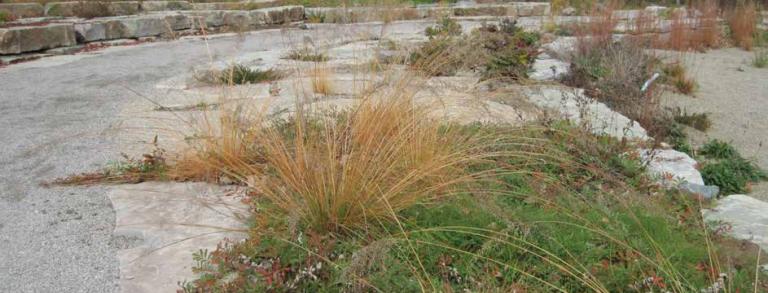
[{"left": 661, "top": 48, "right": 768, "bottom": 199}]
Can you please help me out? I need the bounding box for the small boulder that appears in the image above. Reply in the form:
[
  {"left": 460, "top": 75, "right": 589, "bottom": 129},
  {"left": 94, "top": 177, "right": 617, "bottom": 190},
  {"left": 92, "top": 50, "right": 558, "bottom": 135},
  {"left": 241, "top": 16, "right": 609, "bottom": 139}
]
[{"left": 560, "top": 6, "right": 576, "bottom": 16}]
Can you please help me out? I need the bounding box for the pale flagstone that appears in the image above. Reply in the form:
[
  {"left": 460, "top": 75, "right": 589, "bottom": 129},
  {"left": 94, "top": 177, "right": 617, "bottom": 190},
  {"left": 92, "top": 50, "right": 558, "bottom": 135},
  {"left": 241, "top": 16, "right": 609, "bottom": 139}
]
[
  {"left": 521, "top": 85, "right": 649, "bottom": 141},
  {"left": 703, "top": 194, "right": 768, "bottom": 253},
  {"left": 639, "top": 148, "right": 704, "bottom": 186},
  {"left": 637, "top": 148, "right": 719, "bottom": 198},
  {"left": 529, "top": 52, "right": 569, "bottom": 81},
  {"left": 109, "top": 182, "right": 248, "bottom": 293}
]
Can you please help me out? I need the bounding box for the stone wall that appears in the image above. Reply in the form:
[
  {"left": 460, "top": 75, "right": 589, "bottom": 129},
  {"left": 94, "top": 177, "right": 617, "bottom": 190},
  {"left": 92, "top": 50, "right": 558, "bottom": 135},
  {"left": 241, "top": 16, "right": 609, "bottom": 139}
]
[
  {"left": 0, "top": 5, "right": 306, "bottom": 56},
  {"left": 0, "top": 3, "right": 45, "bottom": 18},
  {"left": 0, "top": 23, "right": 76, "bottom": 55}
]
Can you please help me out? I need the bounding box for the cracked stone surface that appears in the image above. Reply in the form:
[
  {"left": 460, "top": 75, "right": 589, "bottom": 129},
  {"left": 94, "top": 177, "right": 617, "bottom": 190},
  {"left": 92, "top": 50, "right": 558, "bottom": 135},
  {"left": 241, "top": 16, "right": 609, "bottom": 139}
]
[
  {"left": 529, "top": 52, "right": 570, "bottom": 81},
  {"left": 639, "top": 148, "right": 704, "bottom": 186},
  {"left": 109, "top": 182, "right": 248, "bottom": 293},
  {"left": 521, "top": 85, "right": 649, "bottom": 141},
  {"left": 703, "top": 194, "right": 768, "bottom": 252}
]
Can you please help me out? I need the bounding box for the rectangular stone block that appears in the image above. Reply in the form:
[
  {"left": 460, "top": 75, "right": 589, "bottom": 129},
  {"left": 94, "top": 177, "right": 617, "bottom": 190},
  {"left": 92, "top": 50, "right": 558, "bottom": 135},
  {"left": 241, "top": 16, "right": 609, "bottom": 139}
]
[
  {"left": 515, "top": 2, "right": 550, "bottom": 17},
  {"left": 0, "top": 23, "right": 76, "bottom": 55},
  {"left": 75, "top": 14, "right": 191, "bottom": 42},
  {"left": 183, "top": 10, "right": 226, "bottom": 28},
  {"left": 222, "top": 10, "right": 252, "bottom": 29},
  {"left": 249, "top": 9, "right": 269, "bottom": 25},
  {"left": 261, "top": 5, "right": 304, "bottom": 24},
  {"left": 45, "top": 1, "right": 140, "bottom": 17},
  {"left": 453, "top": 5, "right": 508, "bottom": 17},
  {"left": 0, "top": 3, "right": 45, "bottom": 18},
  {"left": 190, "top": 2, "right": 242, "bottom": 11},
  {"left": 110, "top": 1, "right": 141, "bottom": 16},
  {"left": 141, "top": 1, "right": 192, "bottom": 12}
]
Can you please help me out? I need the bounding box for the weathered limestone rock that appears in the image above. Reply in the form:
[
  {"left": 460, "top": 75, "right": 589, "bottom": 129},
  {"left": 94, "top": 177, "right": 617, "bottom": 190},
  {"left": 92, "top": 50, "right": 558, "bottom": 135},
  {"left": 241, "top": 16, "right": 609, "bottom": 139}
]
[
  {"left": 0, "top": 24, "right": 76, "bottom": 55},
  {"left": 241, "top": 0, "right": 284, "bottom": 10},
  {"left": 560, "top": 6, "right": 577, "bottom": 16},
  {"left": 184, "top": 10, "right": 226, "bottom": 28},
  {"left": 543, "top": 36, "right": 577, "bottom": 58},
  {"left": 74, "top": 14, "right": 190, "bottom": 42},
  {"left": 45, "top": 1, "right": 140, "bottom": 17},
  {"left": 110, "top": 1, "right": 141, "bottom": 16},
  {"left": 530, "top": 53, "right": 569, "bottom": 81},
  {"left": 182, "top": 6, "right": 301, "bottom": 28},
  {"left": 523, "top": 86, "right": 649, "bottom": 140},
  {"left": 249, "top": 9, "right": 270, "bottom": 25},
  {"left": 639, "top": 148, "right": 705, "bottom": 185},
  {"left": 222, "top": 10, "right": 252, "bottom": 29},
  {"left": 703, "top": 194, "right": 768, "bottom": 251},
  {"left": 140, "top": 1, "right": 192, "bottom": 12},
  {"left": 0, "top": 3, "right": 45, "bottom": 18},
  {"left": 109, "top": 182, "right": 248, "bottom": 293},
  {"left": 453, "top": 5, "right": 510, "bottom": 17},
  {"left": 262, "top": 5, "right": 304, "bottom": 24},
  {"left": 680, "top": 182, "right": 719, "bottom": 199},
  {"left": 516, "top": 2, "right": 550, "bottom": 17},
  {"left": 190, "top": 2, "right": 243, "bottom": 11}
]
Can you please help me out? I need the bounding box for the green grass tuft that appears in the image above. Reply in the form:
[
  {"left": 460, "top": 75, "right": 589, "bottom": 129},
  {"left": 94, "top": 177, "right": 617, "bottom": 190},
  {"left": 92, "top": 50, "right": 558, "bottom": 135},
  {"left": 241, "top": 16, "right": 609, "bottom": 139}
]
[
  {"left": 700, "top": 139, "right": 738, "bottom": 159},
  {"left": 699, "top": 139, "right": 767, "bottom": 195},
  {"left": 284, "top": 48, "right": 329, "bottom": 62},
  {"left": 218, "top": 65, "right": 282, "bottom": 85}
]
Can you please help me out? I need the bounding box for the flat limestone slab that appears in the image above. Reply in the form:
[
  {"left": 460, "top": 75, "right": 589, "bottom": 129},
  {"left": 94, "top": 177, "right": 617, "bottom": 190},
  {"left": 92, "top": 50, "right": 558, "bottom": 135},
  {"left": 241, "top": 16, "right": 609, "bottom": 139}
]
[
  {"left": 639, "top": 148, "right": 704, "bottom": 186},
  {"left": 703, "top": 194, "right": 768, "bottom": 252},
  {"left": 522, "top": 85, "right": 649, "bottom": 141},
  {"left": 109, "top": 182, "right": 248, "bottom": 293}
]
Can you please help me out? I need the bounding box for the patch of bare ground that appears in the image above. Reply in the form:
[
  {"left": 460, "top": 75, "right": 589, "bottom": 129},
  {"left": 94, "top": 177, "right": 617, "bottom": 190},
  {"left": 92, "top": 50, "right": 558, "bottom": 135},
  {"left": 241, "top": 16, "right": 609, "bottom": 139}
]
[{"left": 660, "top": 48, "right": 768, "bottom": 199}]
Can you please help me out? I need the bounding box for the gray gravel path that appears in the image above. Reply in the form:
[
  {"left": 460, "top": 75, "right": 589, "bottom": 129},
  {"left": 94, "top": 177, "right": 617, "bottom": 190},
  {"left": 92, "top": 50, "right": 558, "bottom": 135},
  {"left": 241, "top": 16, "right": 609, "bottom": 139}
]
[{"left": 0, "top": 21, "right": 432, "bottom": 292}]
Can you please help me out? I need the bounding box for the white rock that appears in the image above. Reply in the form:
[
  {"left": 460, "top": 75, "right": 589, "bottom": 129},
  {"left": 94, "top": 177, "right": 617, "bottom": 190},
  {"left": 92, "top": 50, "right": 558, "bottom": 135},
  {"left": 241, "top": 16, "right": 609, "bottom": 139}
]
[
  {"left": 542, "top": 36, "right": 577, "bottom": 58},
  {"left": 560, "top": 7, "right": 576, "bottom": 16},
  {"left": 639, "top": 148, "right": 704, "bottom": 186},
  {"left": 522, "top": 86, "right": 649, "bottom": 140},
  {"left": 703, "top": 194, "right": 768, "bottom": 251},
  {"left": 529, "top": 53, "right": 570, "bottom": 81}
]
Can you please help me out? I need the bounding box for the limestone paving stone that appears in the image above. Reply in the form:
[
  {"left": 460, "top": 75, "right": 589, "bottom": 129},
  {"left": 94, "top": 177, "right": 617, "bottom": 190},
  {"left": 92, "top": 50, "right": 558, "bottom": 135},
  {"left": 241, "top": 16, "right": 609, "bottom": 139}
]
[
  {"left": 703, "top": 194, "right": 768, "bottom": 251},
  {"left": 109, "top": 182, "right": 248, "bottom": 293}
]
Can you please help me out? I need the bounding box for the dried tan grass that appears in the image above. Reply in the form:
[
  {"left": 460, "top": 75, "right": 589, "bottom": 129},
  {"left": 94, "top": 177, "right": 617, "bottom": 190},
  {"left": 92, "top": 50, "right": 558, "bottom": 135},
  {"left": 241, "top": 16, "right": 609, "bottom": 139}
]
[
  {"left": 694, "top": 0, "right": 721, "bottom": 49},
  {"left": 727, "top": 0, "right": 758, "bottom": 50},
  {"left": 310, "top": 63, "right": 334, "bottom": 95},
  {"left": 668, "top": 9, "right": 689, "bottom": 51},
  {"left": 174, "top": 69, "right": 510, "bottom": 233}
]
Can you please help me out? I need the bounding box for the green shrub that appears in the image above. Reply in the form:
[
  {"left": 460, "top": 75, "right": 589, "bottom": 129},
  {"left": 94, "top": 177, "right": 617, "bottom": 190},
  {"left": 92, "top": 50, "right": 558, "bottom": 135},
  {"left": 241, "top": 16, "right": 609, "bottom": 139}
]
[
  {"left": 667, "top": 123, "right": 694, "bottom": 156},
  {"left": 408, "top": 36, "right": 466, "bottom": 76},
  {"left": 181, "top": 123, "right": 765, "bottom": 292},
  {"left": 701, "top": 158, "right": 766, "bottom": 194},
  {"left": 699, "top": 139, "right": 767, "bottom": 195},
  {"left": 0, "top": 11, "right": 12, "bottom": 23},
  {"left": 753, "top": 49, "right": 768, "bottom": 68},
  {"left": 563, "top": 39, "right": 668, "bottom": 137},
  {"left": 476, "top": 19, "right": 540, "bottom": 80},
  {"left": 218, "top": 65, "right": 282, "bottom": 85},
  {"left": 700, "top": 139, "right": 738, "bottom": 159}
]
